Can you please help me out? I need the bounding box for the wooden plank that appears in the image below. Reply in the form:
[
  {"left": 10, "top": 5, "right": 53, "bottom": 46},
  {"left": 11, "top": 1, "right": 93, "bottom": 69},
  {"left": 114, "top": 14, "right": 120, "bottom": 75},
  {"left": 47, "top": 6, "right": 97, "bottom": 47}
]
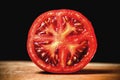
[{"left": 0, "top": 61, "right": 120, "bottom": 80}]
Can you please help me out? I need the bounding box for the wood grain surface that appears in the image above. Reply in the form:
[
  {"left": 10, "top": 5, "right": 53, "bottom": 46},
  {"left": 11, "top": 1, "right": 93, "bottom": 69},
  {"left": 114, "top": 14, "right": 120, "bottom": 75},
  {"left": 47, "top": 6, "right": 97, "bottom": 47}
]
[{"left": 0, "top": 61, "right": 120, "bottom": 80}]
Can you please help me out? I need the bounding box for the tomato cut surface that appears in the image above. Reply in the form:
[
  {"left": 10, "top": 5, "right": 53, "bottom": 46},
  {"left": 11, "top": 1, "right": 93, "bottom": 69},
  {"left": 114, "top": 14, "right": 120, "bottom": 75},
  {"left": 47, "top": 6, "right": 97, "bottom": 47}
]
[{"left": 27, "top": 9, "right": 97, "bottom": 73}]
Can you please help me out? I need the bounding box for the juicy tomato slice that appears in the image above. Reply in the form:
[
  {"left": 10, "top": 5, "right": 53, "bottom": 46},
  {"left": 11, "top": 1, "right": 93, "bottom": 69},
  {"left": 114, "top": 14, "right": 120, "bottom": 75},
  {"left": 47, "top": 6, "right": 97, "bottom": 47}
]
[{"left": 27, "top": 9, "right": 97, "bottom": 73}]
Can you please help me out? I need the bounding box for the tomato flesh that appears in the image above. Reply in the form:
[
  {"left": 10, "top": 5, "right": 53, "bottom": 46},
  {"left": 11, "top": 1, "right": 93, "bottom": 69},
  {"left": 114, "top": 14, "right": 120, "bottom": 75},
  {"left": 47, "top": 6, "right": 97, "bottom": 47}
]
[{"left": 27, "top": 9, "right": 97, "bottom": 73}]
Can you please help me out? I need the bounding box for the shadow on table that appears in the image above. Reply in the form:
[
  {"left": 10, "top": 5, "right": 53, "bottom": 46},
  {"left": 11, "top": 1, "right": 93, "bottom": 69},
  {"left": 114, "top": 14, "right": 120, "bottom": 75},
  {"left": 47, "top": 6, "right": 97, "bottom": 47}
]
[{"left": 36, "top": 68, "right": 120, "bottom": 75}]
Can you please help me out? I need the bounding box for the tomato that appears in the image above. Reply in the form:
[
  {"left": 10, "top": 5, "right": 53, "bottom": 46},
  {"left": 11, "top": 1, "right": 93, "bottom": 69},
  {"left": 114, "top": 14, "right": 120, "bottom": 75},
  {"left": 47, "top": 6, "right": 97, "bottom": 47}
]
[{"left": 27, "top": 9, "right": 97, "bottom": 73}]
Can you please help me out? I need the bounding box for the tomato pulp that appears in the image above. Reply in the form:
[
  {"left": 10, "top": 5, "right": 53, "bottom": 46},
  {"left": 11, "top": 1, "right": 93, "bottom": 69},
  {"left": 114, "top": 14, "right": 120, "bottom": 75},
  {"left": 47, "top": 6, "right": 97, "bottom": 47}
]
[{"left": 27, "top": 9, "right": 97, "bottom": 73}]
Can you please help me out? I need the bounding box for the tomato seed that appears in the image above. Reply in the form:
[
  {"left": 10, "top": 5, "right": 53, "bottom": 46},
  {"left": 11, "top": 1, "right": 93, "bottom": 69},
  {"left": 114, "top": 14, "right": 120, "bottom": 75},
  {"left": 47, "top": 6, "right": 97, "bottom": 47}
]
[
  {"left": 67, "top": 60, "right": 72, "bottom": 66},
  {"left": 37, "top": 49, "right": 41, "bottom": 53},
  {"left": 41, "top": 52, "right": 46, "bottom": 57},
  {"left": 45, "top": 58, "right": 49, "bottom": 63},
  {"left": 34, "top": 42, "right": 39, "bottom": 46},
  {"left": 74, "top": 23, "right": 81, "bottom": 26},
  {"left": 73, "top": 56, "right": 77, "bottom": 61}
]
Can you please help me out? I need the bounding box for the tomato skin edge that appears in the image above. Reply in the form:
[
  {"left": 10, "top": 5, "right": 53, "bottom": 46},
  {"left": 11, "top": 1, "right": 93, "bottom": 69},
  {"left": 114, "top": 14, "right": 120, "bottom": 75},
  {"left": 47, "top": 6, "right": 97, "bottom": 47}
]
[{"left": 26, "top": 9, "right": 97, "bottom": 73}]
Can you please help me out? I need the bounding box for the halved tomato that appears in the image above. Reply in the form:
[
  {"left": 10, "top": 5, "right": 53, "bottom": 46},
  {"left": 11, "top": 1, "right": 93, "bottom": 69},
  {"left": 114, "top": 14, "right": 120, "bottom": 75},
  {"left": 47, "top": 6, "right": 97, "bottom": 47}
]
[{"left": 27, "top": 9, "right": 97, "bottom": 73}]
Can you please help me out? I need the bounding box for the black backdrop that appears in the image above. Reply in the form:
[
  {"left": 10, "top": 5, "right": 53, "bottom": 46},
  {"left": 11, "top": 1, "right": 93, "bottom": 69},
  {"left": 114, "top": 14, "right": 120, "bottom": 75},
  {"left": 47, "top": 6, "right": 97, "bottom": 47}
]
[{"left": 0, "top": 0, "right": 120, "bottom": 63}]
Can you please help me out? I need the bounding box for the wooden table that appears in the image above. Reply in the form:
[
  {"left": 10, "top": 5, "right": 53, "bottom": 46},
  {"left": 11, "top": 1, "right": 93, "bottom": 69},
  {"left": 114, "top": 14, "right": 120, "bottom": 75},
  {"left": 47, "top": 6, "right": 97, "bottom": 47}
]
[{"left": 0, "top": 61, "right": 120, "bottom": 80}]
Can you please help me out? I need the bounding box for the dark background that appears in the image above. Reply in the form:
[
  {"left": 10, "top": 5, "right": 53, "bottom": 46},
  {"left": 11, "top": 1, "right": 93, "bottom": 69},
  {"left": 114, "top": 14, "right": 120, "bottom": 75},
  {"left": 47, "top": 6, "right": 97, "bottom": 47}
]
[{"left": 0, "top": 0, "right": 120, "bottom": 63}]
